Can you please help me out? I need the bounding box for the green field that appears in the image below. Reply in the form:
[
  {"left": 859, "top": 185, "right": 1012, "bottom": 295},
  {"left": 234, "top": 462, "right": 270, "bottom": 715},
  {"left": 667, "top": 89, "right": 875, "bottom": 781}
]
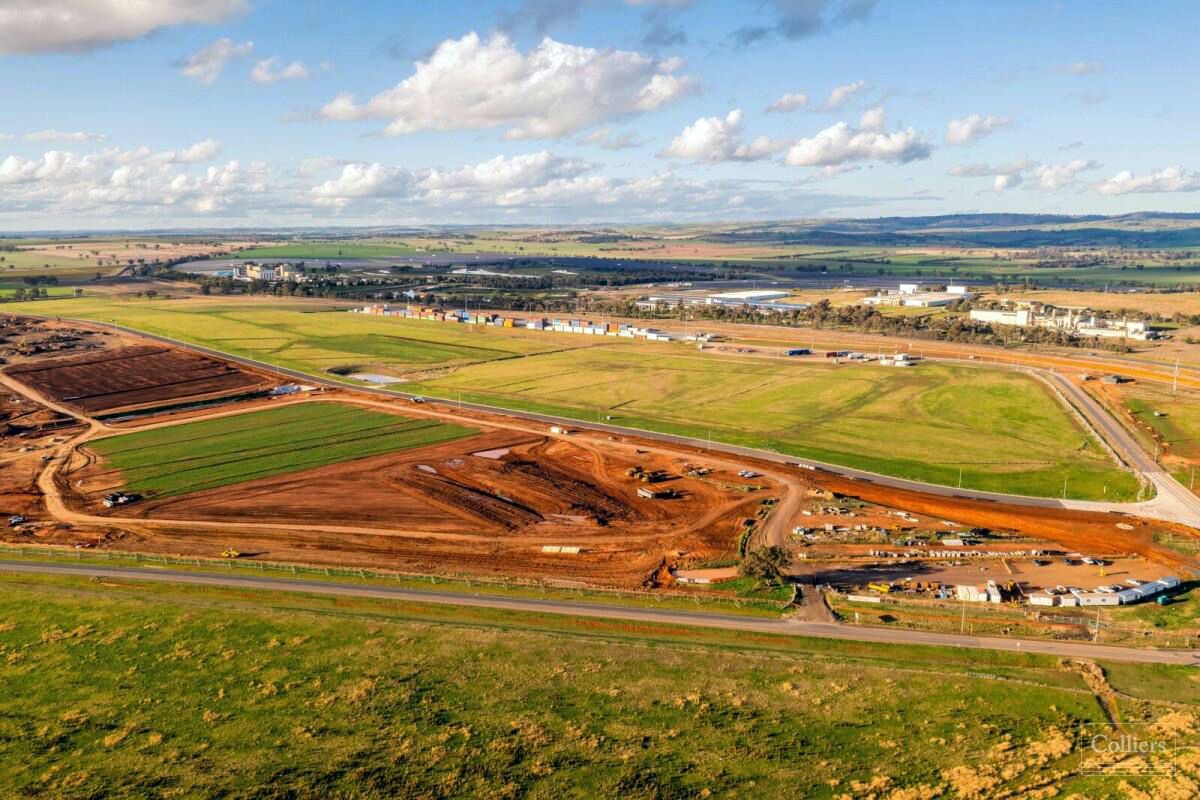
[
  {"left": 232, "top": 242, "right": 418, "bottom": 259},
  {"left": 406, "top": 348, "right": 1137, "bottom": 499},
  {"left": 12, "top": 296, "right": 1139, "bottom": 499},
  {"left": 14, "top": 296, "right": 561, "bottom": 378},
  {"left": 90, "top": 402, "right": 475, "bottom": 497},
  {"left": 0, "top": 569, "right": 1194, "bottom": 797},
  {"left": 0, "top": 285, "right": 76, "bottom": 298}
]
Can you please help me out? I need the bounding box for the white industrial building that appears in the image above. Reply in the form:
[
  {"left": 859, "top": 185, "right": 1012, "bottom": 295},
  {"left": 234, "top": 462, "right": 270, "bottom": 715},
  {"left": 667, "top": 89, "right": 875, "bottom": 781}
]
[
  {"left": 863, "top": 284, "right": 974, "bottom": 308},
  {"left": 637, "top": 289, "right": 806, "bottom": 313},
  {"left": 969, "top": 303, "right": 1158, "bottom": 340}
]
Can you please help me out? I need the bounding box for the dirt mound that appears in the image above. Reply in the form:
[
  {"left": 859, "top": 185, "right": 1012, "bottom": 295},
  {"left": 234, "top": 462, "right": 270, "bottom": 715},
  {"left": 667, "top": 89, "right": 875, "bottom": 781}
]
[{"left": 397, "top": 466, "right": 544, "bottom": 531}]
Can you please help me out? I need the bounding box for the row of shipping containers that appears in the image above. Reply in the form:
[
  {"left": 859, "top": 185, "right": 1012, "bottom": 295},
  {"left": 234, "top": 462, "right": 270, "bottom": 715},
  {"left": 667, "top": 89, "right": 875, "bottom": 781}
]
[{"left": 353, "top": 304, "right": 675, "bottom": 341}]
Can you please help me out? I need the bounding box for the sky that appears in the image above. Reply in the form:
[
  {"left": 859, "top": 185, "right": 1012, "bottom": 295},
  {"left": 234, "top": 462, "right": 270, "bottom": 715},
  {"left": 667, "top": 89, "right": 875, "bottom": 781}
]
[{"left": 0, "top": 0, "right": 1198, "bottom": 230}]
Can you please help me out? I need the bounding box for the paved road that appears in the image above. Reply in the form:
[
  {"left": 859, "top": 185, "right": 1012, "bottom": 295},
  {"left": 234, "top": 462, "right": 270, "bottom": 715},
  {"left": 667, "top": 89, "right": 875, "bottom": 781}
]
[
  {"left": 1045, "top": 370, "right": 1200, "bottom": 528},
  {"left": 3, "top": 560, "right": 1196, "bottom": 665}
]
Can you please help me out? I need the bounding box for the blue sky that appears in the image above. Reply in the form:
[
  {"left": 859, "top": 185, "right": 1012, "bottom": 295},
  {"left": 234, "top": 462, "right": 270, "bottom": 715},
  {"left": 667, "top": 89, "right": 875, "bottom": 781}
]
[{"left": 0, "top": 0, "right": 1197, "bottom": 229}]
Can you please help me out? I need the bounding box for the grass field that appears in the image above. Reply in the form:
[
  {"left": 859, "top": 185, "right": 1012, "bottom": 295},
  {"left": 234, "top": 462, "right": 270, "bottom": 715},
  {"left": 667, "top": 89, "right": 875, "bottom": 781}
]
[
  {"left": 407, "top": 347, "right": 1137, "bottom": 499},
  {"left": 90, "top": 402, "right": 475, "bottom": 497},
  {"left": 232, "top": 242, "right": 418, "bottom": 259},
  {"left": 1118, "top": 383, "right": 1200, "bottom": 492},
  {"left": 0, "top": 569, "right": 1195, "bottom": 797},
  {"left": 11, "top": 296, "right": 1138, "bottom": 499},
  {"left": 0, "top": 285, "right": 76, "bottom": 298},
  {"left": 11, "top": 296, "right": 562, "bottom": 377}
]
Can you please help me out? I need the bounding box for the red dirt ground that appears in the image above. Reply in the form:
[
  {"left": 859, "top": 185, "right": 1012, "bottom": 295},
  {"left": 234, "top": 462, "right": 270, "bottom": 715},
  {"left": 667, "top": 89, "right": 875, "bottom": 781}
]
[
  {"left": 64, "top": 424, "right": 769, "bottom": 587},
  {"left": 4, "top": 344, "right": 274, "bottom": 415}
]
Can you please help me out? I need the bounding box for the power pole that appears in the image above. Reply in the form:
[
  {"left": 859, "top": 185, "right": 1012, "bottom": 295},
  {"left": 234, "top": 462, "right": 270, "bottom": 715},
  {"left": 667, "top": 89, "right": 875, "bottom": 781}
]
[{"left": 1173, "top": 358, "right": 1179, "bottom": 395}]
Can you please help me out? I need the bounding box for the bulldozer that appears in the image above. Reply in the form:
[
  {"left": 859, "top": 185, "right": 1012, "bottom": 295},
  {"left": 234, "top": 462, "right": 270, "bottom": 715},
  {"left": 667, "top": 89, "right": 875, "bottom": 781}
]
[{"left": 220, "top": 549, "right": 241, "bottom": 559}]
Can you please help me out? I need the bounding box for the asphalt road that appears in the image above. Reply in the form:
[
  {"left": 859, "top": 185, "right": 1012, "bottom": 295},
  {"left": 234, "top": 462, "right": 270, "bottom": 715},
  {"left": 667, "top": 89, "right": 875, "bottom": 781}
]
[
  {"left": 39, "top": 315, "right": 1158, "bottom": 516},
  {"left": 4, "top": 560, "right": 1197, "bottom": 665}
]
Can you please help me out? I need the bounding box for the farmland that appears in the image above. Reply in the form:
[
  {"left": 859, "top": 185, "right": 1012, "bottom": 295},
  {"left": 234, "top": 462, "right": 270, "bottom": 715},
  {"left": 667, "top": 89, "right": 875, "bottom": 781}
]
[
  {"left": 5, "top": 344, "right": 273, "bottom": 416},
  {"left": 230, "top": 241, "right": 419, "bottom": 259},
  {"left": 0, "top": 569, "right": 1195, "bottom": 798},
  {"left": 406, "top": 349, "right": 1138, "bottom": 500},
  {"left": 6, "top": 296, "right": 1139, "bottom": 500},
  {"left": 6, "top": 296, "right": 560, "bottom": 378},
  {"left": 0, "top": 237, "right": 252, "bottom": 278},
  {"left": 88, "top": 402, "right": 476, "bottom": 498}
]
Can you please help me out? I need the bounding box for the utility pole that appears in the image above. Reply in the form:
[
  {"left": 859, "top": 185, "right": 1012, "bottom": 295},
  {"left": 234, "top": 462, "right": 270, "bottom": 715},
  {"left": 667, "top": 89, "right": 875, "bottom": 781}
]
[
  {"left": 958, "top": 466, "right": 963, "bottom": 488},
  {"left": 1062, "top": 474, "right": 1069, "bottom": 499},
  {"left": 1173, "top": 358, "right": 1179, "bottom": 395}
]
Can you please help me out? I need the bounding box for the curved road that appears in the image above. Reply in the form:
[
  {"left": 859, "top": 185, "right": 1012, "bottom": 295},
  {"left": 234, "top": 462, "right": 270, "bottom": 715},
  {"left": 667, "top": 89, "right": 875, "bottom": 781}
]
[
  {"left": 3, "top": 560, "right": 1196, "bottom": 665},
  {"left": 34, "top": 314, "right": 1200, "bottom": 531}
]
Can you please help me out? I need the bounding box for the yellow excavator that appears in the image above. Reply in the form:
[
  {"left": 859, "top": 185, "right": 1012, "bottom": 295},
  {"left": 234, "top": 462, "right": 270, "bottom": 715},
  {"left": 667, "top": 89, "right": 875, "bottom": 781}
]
[{"left": 220, "top": 549, "right": 240, "bottom": 559}]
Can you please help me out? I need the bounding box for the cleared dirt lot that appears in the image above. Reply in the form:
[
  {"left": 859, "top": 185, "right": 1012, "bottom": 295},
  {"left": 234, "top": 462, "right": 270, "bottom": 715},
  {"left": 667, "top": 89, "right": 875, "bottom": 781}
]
[
  {"left": 66, "top": 422, "right": 769, "bottom": 586},
  {"left": 5, "top": 344, "right": 275, "bottom": 416}
]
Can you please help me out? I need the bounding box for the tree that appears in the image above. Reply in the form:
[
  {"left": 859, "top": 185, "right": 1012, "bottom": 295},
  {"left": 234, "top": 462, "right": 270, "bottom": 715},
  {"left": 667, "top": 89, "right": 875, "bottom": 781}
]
[{"left": 740, "top": 546, "right": 793, "bottom": 588}]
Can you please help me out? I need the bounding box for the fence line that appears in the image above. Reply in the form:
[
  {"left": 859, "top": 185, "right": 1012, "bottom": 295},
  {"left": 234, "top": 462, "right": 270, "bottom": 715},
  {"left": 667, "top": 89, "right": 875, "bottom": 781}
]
[{"left": 0, "top": 544, "right": 791, "bottom": 610}]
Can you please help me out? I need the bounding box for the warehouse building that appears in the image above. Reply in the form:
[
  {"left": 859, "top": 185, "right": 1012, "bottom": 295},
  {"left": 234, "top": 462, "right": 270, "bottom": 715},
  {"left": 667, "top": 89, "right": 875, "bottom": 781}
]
[
  {"left": 969, "top": 302, "right": 1158, "bottom": 340},
  {"left": 863, "top": 284, "right": 974, "bottom": 308}
]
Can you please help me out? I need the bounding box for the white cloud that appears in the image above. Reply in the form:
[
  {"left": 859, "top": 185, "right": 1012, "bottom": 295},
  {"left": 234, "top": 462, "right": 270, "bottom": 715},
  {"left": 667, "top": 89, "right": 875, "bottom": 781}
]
[
  {"left": 0, "top": 139, "right": 261, "bottom": 217},
  {"left": 24, "top": 129, "right": 106, "bottom": 143},
  {"left": 819, "top": 80, "right": 868, "bottom": 111},
  {"left": 1033, "top": 159, "right": 1100, "bottom": 190},
  {"left": 662, "top": 110, "right": 741, "bottom": 162},
  {"left": 421, "top": 151, "right": 589, "bottom": 192},
  {"left": 251, "top": 57, "right": 310, "bottom": 83},
  {"left": 1097, "top": 166, "right": 1200, "bottom": 196},
  {"left": 0, "top": 0, "right": 245, "bottom": 55},
  {"left": 310, "top": 163, "right": 413, "bottom": 208},
  {"left": 947, "top": 159, "right": 1032, "bottom": 179},
  {"left": 993, "top": 173, "right": 1022, "bottom": 191},
  {"left": 318, "top": 32, "right": 696, "bottom": 139},
  {"left": 180, "top": 38, "right": 254, "bottom": 85},
  {"left": 661, "top": 109, "right": 789, "bottom": 163},
  {"left": 767, "top": 92, "right": 808, "bottom": 113},
  {"left": 785, "top": 109, "right": 930, "bottom": 168},
  {"left": 1063, "top": 61, "right": 1103, "bottom": 75},
  {"left": 948, "top": 158, "right": 1099, "bottom": 192},
  {"left": 174, "top": 138, "right": 222, "bottom": 163},
  {"left": 944, "top": 113, "right": 1012, "bottom": 146},
  {"left": 578, "top": 127, "right": 639, "bottom": 150}
]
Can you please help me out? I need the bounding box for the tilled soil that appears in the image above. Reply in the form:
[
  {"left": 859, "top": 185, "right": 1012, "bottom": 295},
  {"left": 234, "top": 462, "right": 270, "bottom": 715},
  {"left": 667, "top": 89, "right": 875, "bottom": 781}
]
[
  {"left": 4, "top": 345, "right": 273, "bottom": 415},
  {"left": 74, "top": 428, "right": 765, "bottom": 586}
]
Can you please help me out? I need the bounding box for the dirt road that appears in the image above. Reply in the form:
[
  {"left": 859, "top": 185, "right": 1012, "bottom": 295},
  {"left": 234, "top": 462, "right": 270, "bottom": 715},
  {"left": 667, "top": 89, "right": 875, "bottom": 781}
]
[{"left": 3, "top": 560, "right": 1195, "bottom": 665}]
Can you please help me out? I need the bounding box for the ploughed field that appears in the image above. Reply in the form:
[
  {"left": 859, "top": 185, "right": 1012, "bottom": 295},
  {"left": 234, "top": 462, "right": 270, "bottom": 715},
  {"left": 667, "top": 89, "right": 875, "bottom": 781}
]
[
  {"left": 86, "top": 402, "right": 476, "bottom": 498},
  {"left": 4, "top": 345, "right": 272, "bottom": 415}
]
